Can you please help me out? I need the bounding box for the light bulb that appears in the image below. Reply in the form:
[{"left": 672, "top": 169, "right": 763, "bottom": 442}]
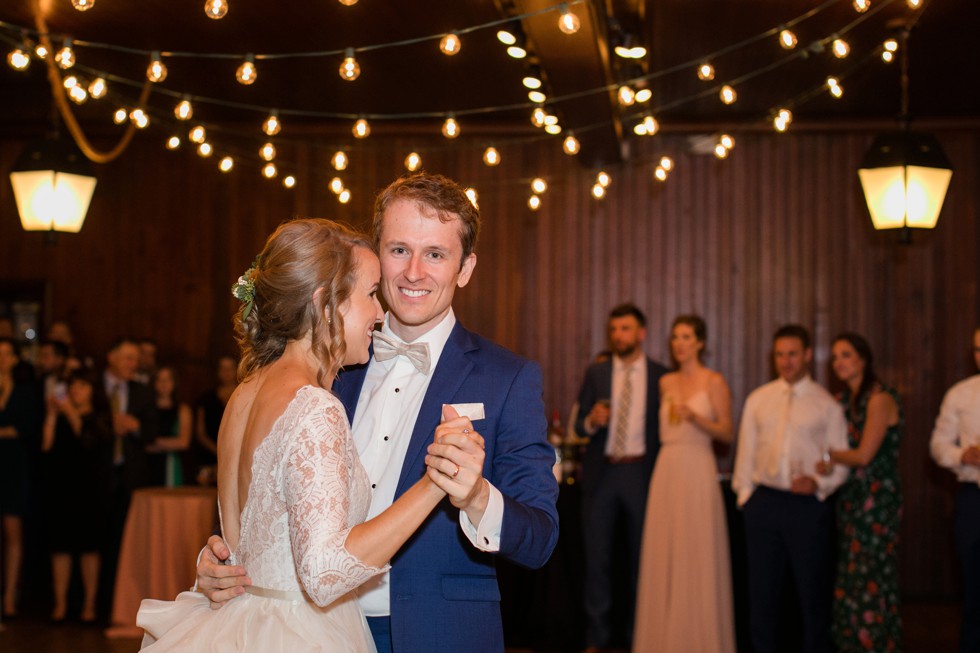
[
  {"left": 523, "top": 72, "right": 542, "bottom": 89},
  {"left": 88, "top": 77, "right": 107, "bottom": 99},
  {"left": 563, "top": 134, "right": 580, "bottom": 155},
  {"left": 615, "top": 45, "right": 647, "bottom": 59},
  {"left": 617, "top": 85, "right": 636, "bottom": 106},
  {"left": 147, "top": 51, "right": 167, "bottom": 83},
  {"left": 332, "top": 150, "right": 348, "bottom": 170},
  {"left": 635, "top": 88, "right": 652, "bottom": 103},
  {"left": 907, "top": 0, "right": 921, "bottom": 8},
  {"left": 832, "top": 38, "right": 850, "bottom": 58},
  {"left": 544, "top": 124, "right": 562, "bottom": 135},
  {"left": 262, "top": 112, "right": 281, "bottom": 135},
  {"left": 262, "top": 162, "right": 277, "bottom": 179},
  {"left": 465, "top": 188, "right": 478, "bottom": 208},
  {"left": 483, "top": 147, "right": 500, "bottom": 166},
  {"left": 72, "top": 0, "right": 95, "bottom": 10},
  {"left": 353, "top": 118, "right": 370, "bottom": 138},
  {"left": 777, "top": 108, "right": 792, "bottom": 124},
  {"left": 528, "top": 195, "right": 541, "bottom": 211},
  {"left": 56, "top": 39, "right": 75, "bottom": 69},
  {"left": 642, "top": 114, "right": 658, "bottom": 136},
  {"left": 219, "top": 156, "right": 234, "bottom": 172},
  {"left": 720, "top": 85, "right": 737, "bottom": 104},
  {"left": 591, "top": 183, "right": 605, "bottom": 199},
  {"left": 330, "top": 177, "right": 345, "bottom": 194},
  {"left": 507, "top": 45, "right": 527, "bottom": 59},
  {"left": 659, "top": 156, "right": 673, "bottom": 171},
  {"left": 166, "top": 136, "right": 181, "bottom": 150},
  {"left": 404, "top": 152, "right": 421, "bottom": 172},
  {"left": 440, "top": 33, "right": 461, "bottom": 56},
  {"left": 496, "top": 30, "right": 517, "bottom": 45},
  {"left": 189, "top": 125, "right": 206, "bottom": 144},
  {"left": 442, "top": 116, "right": 460, "bottom": 139},
  {"left": 69, "top": 85, "right": 88, "bottom": 104},
  {"left": 198, "top": 142, "right": 213, "bottom": 157},
  {"left": 883, "top": 39, "right": 898, "bottom": 52},
  {"left": 175, "top": 98, "right": 193, "bottom": 120},
  {"left": 340, "top": 48, "right": 360, "bottom": 81},
  {"left": 714, "top": 143, "right": 729, "bottom": 159},
  {"left": 596, "top": 172, "right": 610, "bottom": 188},
  {"left": 779, "top": 29, "right": 797, "bottom": 49},
  {"left": 237, "top": 55, "right": 257, "bottom": 85},
  {"left": 528, "top": 90, "right": 547, "bottom": 103},
  {"left": 130, "top": 108, "right": 149, "bottom": 129},
  {"left": 260, "top": 142, "right": 276, "bottom": 161},
  {"left": 63, "top": 75, "right": 78, "bottom": 90},
  {"left": 654, "top": 166, "right": 668, "bottom": 182},
  {"left": 697, "top": 62, "right": 715, "bottom": 81},
  {"left": 558, "top": 6, "right": 580, "bottom": 34},
  {"left": 283, "top": 175, "right": 296, "bottom": 189},
  {"left": 204, "top": 0, "right": 228, "bottom": 19},
  {"left": 531, "top": 178, "right": 547, "bottom": 194},
  {"left": 7, "top": 48, "right": 30, "bottom": 71},
  {"left": 719, "top": 134, "right": 735, "bottom": 150},
  {"left": 774, "top": 116, "right": 789, "bottom": 133},
  {"left": 531, "top": 107, "right": 547, "bottom": 127},
  {"left": 882, "top": 50, "right": 894, "bottom": 63},
  {"left": 34, "top": 43, "right": 48, "bottom": 59},
  {"left": 113, "top": 108, "right": 128, "bottom": 124},
  {"left": 829, "top": 83, "right": 844, "bottom": 98},
  {"left": 853, "top": 0, "right": 870, "bottom": 11},
  {"left": 339, "top": 189, "right": 351, "bottom": 204}
]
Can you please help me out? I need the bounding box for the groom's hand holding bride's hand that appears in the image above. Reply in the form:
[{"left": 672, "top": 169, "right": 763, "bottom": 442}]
[
  {"left": 196, "top": 535, "right": 251, "bottom": 609},
  {"left": 426, "top": 405, "right": 488, "bottom": 525}
]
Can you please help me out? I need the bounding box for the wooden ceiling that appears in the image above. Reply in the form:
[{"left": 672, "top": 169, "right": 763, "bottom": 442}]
[{"left": 0, "top": 0, "right": 974, "bottom": 168}]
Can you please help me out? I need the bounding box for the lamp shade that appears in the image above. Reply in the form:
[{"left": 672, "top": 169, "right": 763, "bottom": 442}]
[
  {"left": 10, "top": 138, "right": 97, "bottom": 233},
  {"left": 858, "top": 131, "right": 952, "bottom": 231}
]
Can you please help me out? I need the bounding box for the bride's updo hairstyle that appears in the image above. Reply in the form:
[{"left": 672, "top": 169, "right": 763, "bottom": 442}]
[{"left": 234, "top": 218, "right": 373, "bottom": 387}]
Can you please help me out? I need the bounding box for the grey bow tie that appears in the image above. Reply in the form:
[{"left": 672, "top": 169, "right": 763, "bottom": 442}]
[{"left": 372, "top": 331, "right": 431, "bottom": 375}]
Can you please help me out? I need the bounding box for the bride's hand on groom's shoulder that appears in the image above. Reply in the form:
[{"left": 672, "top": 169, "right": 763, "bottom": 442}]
[{"left": 196, "top": 535, "right": 252, "bottom": 609}]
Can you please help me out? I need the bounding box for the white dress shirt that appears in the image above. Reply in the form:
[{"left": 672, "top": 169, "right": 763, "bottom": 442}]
[
  {"left": 732, "top": 376, "right": 849, "bottom": 506},
  {"left": 350, "top": 309, "right": 504, "bottom": 617},
  {"left": 930, "top": 374, "right": 980, "bottom": 484}
]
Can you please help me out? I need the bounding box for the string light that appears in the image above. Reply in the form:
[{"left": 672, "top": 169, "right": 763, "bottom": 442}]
[
  {"left": 615, "top": 45, "right": 647, "bottom": 59},
  {"left": 832, "top": 37, "right": 850, "bottom": 58},
  {"left": 236, "top": 54, "right": 257, "bottom": 85},
  {"left": 563, "top": 134, "right": 580, "bottom": 155},
  {"left": 405, "top": 152, "right": 422, "bottom": 171},
  {"left": 465, "top": 188, "right": 479, "bottom": 208},
  {"left": 197, "top": 142, "right": 213, "bottom": 157},
  {"left": 596, "top": 171, "right": 611, "bottom": 188},
  {"left": 440, "top": 33, "right": 461, "bottom": 56},
  {"left": 353, "top": 118, "right": 370, "bottom": 138},
  {"left": 654, "top": 166, "right": 668, "bottom": 182},
  {"left": 558, "top": 4, "right": 581, "bottom": 34},
  {"left": 522, "top": 68, "right": 542, "bottom": 89},
  {"left": 779, "top": 29, "right": 798, "bottom": 49},
  {"left": 260, "top": 142, "right": 276, "bottom": 161},
  {"left": 331, "top": 150, "right": 348, "bottom": 170},
  {"left": 531, "top": 107, "right": 547, "bottom": 128},
  {"left": 528, "top": 195, "right": 541, "bottom": 210},
  {"left": 339, "top": 48, "right": 360, "bottom": 81},
  {"left": 773, "top": 113, "right": 790, "bottom": 133},
  {"left": 88, "top": 77, "right": 107, "bottom": 99},
  {"left": 147, "top": 51, "right": 167, "bottom": 83},
  {"left": 826, "top": 76, "right": 843, "bottom": 98},
  {"left": 907, "top": 0, "right": 921, "bottom": 7},
  {"left": 219, "top": 156, "right": 234, "bottom": 172},
  {"left": 496, "top": 29, "right": 517, "bottom": 45},
  {"left": 262, "top": 162, "right": 277, "bottom": 178},
  {"left": 34, "top": 43, "right": 48, "bottom": 59},
  {"left": 719, "top": 134, "right": 735, "bottom": 150},
  {"left": 7, "top": 48, "right": 30, "bottom": 71},
  {"left": 697, "top": 62, "right": 715, "bottom": 81},
  {"left": 853, "top": 0, "right": 870, "bottom": 12},
  {"left": 263, "top": 111, "right": 280, "bottom": 135},
  {"left": 69, "top": 85, "right": 88, "bottom": 104},
  {"left": 618, "top": 85, "right": 636, "bottom": 106},
  {"left": 720, "top": 85, "right": 737, "bottom": 104},
  {"left": 528, "top": 90, "right": 547, "bottom": 103},
  {"left": 442, "top": 115, "right": 460, "bottom": 139},
  {"left": 634, "top": 114, "right": 658, "bottom": 136},
  {"left": 56, "top": 39, "right": 75, "bottom": 69},
  {"left": 283, "top": 175, "right": 296, "bottom": 189},
  {"left": 172, "top": 98, "right": 192, "bottom": 120},
  {"left": 113, "top": 108, "right": 127, "bottom": 124},
  {"left": 330, "top": 177, "right": 345, "bottom": 194},
  {"left": 339, "top": 189, "right": 351, "bottom": 204},
  {"left": 129, "top": 108, "right": 149, "bottom": 129},
  {"left": 884, "top": 39, "right": 899, "bottom": 52},
  {"left": 189, "top": 125, "right": 207, "bottom": 144},
  {"left": 659, "top": 156, "right": 674, "bottom": 171},
  {"left": 882, "top": 50, "right": 894, "bottom": 63},
  {"left": 531, "top": 178, "right": 547, "bottom": 194},
  {"left": 166, "top": 136, "right": 181, "bottom": 150},
  {"left": 72, "top": 0, "right": 95, "bottom": 10},
  {"left": 483, "top": 147, "right": 500, "bottom": 166},
  {"left": 714, "top": 143, "right": 729, "bottom": 159},
  {"left": 507, "top": 41, "right": 527, "bottom": 59},
  {"left": 635, "top": 88, "right": 652, "bottom": 103},
  {"left": 204, "top": 0, "right": 228, "bottom": 19},
  {"left": 544, "top": 124, "right": 562, "bottom": 135},
  {"left": 591, "top": 183, "right": 605, "bottom": 199},
  {"left": 63, "top": 75, "right": 78, "bottom": 90}
]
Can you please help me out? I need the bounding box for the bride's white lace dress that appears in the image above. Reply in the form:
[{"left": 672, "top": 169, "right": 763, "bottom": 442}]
[{"left": 138, "top": 386, "right": 386, "bottom": 652}]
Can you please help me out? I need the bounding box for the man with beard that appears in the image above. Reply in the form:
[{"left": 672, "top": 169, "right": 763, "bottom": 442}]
[{"left": 575, "top": 303, "right": 667, "bottom": 652}]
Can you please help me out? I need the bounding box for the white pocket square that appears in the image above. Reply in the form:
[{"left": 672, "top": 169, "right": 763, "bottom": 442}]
[{"left": 444, "top": 402, "right": 485, "bottom": 421}]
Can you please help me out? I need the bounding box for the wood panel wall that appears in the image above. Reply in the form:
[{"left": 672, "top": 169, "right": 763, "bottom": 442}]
[{"left": 1, "top": 125, "right": 978, "bottom": 601}]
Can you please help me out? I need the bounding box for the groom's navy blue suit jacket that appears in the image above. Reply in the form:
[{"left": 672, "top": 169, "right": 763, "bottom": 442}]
[{"left": 336, "top": 321, "right": 560, "bottom": 653}]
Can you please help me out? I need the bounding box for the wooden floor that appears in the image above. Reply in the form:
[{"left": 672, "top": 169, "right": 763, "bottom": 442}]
[{"left": 0, "top": 603, "right": 963, "bottom": 652}]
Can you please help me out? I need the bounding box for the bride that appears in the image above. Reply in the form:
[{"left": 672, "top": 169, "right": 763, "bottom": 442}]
[{"left": 138, "top": 219, "right": 473, "bottom": 651}]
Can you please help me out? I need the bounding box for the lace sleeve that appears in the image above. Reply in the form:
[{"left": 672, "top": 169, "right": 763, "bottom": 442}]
[{"left": 283, "top": 392, "right": 387, "bottom": 607}]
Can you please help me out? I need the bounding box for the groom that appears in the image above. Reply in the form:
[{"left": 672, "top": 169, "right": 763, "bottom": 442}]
[{"left": 197, "top": 172, "right": 560, "bottom": 652}]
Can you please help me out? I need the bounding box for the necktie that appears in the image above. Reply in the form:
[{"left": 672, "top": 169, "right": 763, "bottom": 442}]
[
  {"left": 111, "top": 383, "right": 124, "bottom": 464},
  {"left": 767, "top": 385, "right": 794, "bottom": 476},
  {"left": 372, "top": 331, "right": 431, "bottom": 375},
  {"left": 611, "top": 365, "right": 633, "bottom": 457}
]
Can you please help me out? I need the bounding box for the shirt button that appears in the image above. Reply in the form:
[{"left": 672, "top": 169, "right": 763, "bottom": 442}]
[
  {"left": 372, "top": 484, "right": 376, "bottom": 489},
  {"left": 483, "top": 537, "right": 490, "bottom": 544},
  {"left": 384, "top": 436, "right": 389, "bottom": 441},
  {"left": 394, "top": 388, "right": 400, "bottom": 393}
]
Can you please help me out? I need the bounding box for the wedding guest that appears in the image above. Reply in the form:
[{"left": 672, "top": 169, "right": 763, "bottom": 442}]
[
  {"left": 191, "top": 355, "right": 237, "bottom": 483},
  {"left": 816, "top": 332, "right": 902, "bottom": 652},
  {"left": 147, "top": 366, "right": 192, "bottom": 487},
  {"left": 135, "top": 338, "right": 157, "bottom": 385},
  {"left": 634, "top": 315, "right": 735, "bottom": 652},
  {"left": 36, "top": 339, "right": 70, "bottom": 402},
  {"left": 930, "top": 327, "right": 980, "bottom": 653},
  {"left": 41, "top": 369, "right": 113, "bottom": 623}
]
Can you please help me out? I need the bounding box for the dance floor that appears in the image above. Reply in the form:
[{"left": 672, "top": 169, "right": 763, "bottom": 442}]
[{"left": 0, "top": 602, "right": 962, "bottom": 653}]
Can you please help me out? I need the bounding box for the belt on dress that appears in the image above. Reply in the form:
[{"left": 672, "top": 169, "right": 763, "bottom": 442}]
[
  {"left": 605, "top": 455, "right": 644, "bottom": 465},
  {"left": 245, "top": 585, "right": 312, "bottom": 602}
]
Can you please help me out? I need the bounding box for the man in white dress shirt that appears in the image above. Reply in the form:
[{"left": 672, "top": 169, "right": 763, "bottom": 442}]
[
  {"left": 930, "top": 327, "right": 980, "bottom": 653},
  {"left": 732, "top": 324, "right": 848, "bottom": 653}
]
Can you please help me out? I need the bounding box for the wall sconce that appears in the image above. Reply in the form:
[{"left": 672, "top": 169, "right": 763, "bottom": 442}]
[{"left": 9, "top": 136, "right": 97, "bottom": 233}]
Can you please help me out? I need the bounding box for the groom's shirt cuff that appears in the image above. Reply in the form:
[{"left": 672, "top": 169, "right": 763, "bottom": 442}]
[{"left": 460, "top": 480, "right": 502, "bottom": 552}]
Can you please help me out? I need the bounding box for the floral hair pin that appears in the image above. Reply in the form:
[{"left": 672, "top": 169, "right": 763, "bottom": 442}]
[{"left": 232, "top": 255, "right": 260, "bottom": 320}]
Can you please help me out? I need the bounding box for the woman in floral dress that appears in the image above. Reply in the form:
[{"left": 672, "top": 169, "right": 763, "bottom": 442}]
[{"left": 817, "top": 332, "right": 902, "bottom": 652}]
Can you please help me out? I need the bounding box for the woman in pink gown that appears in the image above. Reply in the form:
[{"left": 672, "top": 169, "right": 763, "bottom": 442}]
[{"left": 633, "top": 315, "right": 736, "bottom": 653}]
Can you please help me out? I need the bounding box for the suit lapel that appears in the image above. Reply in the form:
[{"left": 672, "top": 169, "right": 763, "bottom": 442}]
[
  {"left": 335, "top": 361, "right": 369, "bottom": 424},
  {"left": 395, "top": 323, "right": 476, "bottom": 494}
]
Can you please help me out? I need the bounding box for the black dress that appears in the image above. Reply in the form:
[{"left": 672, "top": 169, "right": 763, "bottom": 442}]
[
  {"left": 43, "top": 412, "right": 113, "bottom": 553},
  {"left": 148, "top": 404, "right": 180, "bottom": 486},
  {"left": 0, "top": 382, "right": 41, "bottom": 517}
]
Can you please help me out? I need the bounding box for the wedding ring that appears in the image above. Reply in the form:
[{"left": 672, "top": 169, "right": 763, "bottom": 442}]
[
  {"left": 451, "top": 464, "right": 460, "bottom": 479},
  {"left": 463, "top": 428, "right": 470, "bottom": 434}
]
